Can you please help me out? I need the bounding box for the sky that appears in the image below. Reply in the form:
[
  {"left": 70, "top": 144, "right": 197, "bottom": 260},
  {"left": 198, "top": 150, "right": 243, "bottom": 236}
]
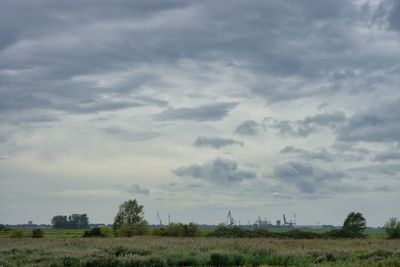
[{"left": 0, "top": 0, "right": 399, "bottom": 227}]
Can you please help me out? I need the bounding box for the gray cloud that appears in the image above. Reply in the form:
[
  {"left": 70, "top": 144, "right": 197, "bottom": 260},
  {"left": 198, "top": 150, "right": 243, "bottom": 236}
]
[
  {"left": 349, "top": 163, "right": 400, "bottom": 176},
  {"left": 1, "top": 0, "right": 400, "bottom": 225},
  {"left": 374, "top": 151, "right": 400, "bottom": 162},
  {"left": 103, "top": 127, "right": 159, "bottom": 142},
  {"left": 387, "top": 0, "right": 400, "bottom": 30},
  {"left": 265, "top": 111, "right": 346, "bottom": 138},
  {"left": 156, "top": 103, "right": 237, "bottom": 121},
  {"left": 127, "top": 184, "right": 150, "bottom": 195},
  {"left": 0, "top": 155, "right": 10, "bottom": 160},
  {"left": 280, "top": 146, "right": 336, "bottom": 162},
  {"left": 280, "top": 145, "right": 364, "bottom": 162},
  {"left": 193, "top": 137, "right": 243, "bottom": 149},
  {"left": 235, "top": 120, "right": 259, "bottom": 136},
  {"left": 117, "top": 183, "right": 150, "bottom": 195},
  {"left": 303, "top": 111, "right": 346, "bottom": 127},
  {"left": 337, "top": 100, "right": 400, "bottom": 142},
  {"left": 273, "top": 161, "right": 345, "bottom": 194},
  {"left": 173, "top": 158, "right": 256, "bottom": 186}
]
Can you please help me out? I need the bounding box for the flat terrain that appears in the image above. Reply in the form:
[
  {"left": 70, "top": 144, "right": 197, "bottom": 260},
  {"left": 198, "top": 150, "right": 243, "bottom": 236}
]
[{"left": 1, "top": 236, "right": 400, "bottom": 266}]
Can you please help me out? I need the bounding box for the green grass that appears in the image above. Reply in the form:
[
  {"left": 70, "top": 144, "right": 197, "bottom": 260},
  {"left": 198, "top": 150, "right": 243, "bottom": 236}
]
[{"left": 0, "top": 236, "right": 399, "bottom": 266}]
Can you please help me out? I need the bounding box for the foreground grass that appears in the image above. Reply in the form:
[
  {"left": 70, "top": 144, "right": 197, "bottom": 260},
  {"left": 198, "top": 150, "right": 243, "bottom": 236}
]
[{"left": 1, "top": 237, "right": 400, "bottom": 266}]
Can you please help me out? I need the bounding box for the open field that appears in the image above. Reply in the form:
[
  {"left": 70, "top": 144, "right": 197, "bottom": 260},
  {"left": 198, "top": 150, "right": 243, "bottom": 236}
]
[{"left": 1, "top": 236, "right": 400, "bottom": 266}]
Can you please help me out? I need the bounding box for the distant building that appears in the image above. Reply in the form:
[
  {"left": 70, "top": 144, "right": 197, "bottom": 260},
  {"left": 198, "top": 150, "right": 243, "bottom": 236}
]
[
  {"left": 28, "top": 221, "right": 33, "bottom": 226},
  {"left": 276, "top": 220, "right": 281, "bottom": 226}
]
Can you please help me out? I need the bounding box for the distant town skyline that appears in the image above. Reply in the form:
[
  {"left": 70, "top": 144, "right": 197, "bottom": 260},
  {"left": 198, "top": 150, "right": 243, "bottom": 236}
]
[{"left": 1, "top": 0, "right": 400, "bottom": 227}]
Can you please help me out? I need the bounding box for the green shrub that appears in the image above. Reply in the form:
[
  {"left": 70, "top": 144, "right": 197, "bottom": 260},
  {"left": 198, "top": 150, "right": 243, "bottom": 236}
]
[
  {"left": 32, "top": 228, "right": 44, "bottom": 238},
  {"left": 385, "top": 218, "right": 400, "bottom": 239},
  {"left": 83, "top": 226, "right": 114, "bottom": 237},
  {"left": 83, "top": 227, "right": 102, "bottom": 237},
  {"left": 208, "top": 225, "right": 250, "bottom": 238},
  {"left": 115, "top": 223, "right": 149, "bottom": 237},
  {"left": 100, "top": 226, "right": 113, "bottom": 237},
  {"left": 152, "top": 223, "right": 199, "bottom": 237},
  {"left": 183, "top": 223, "right": 200, "bottom": 237},
  {"left": 282, "top": 229, "right": 321, "bottom": 239},
  {"left": 152, "top": 227, "right": 163, "bottom": 236},
  {"left": 9, "top": 228, "right": 23, "bottom": 238},
  {"left": 251, "top": 227, "right": 270, "bottom": 237}
]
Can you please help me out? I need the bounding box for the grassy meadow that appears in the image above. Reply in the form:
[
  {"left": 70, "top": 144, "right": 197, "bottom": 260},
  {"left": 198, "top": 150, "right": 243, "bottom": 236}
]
[{"left": 0, "top": 229, "right": 400, "bottom": 266}]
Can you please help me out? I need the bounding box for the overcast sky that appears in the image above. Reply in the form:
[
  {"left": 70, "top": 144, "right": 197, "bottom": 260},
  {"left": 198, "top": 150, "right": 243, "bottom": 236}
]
[{"left": 1, "top": 0, "right": 399, "bottom": 227}]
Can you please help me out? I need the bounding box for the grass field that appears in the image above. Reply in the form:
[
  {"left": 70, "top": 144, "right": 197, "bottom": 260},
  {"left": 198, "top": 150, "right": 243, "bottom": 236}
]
[{"left": 1, "top": 233, "right": 400, "bottom": 266}]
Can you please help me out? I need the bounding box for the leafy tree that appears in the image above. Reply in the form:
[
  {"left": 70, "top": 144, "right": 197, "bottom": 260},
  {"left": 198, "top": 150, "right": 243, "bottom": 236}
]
[
  {"left": 385, "top": 218, "right": 400, "bottom": 239},
  {"left": 51, "top": 215, "right": 68, "bottom": 229},
  {"left": 326, "top": 211, "right": 367, "bottom": 238},
  {"left": 113, "top": 199, "right": 147, "bottom": 229},
  {"left": 342, "top": 212, "right": 367, "bottom": 238}
]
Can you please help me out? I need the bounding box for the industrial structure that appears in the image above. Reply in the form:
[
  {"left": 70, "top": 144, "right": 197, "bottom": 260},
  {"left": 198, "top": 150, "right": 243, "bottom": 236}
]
[{"left": 223, "top": 211, "right": 297, "bottom": 228}]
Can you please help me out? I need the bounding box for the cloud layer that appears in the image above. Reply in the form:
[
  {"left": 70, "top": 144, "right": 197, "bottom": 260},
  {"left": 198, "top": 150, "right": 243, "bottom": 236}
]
[{"left": 1, "top": 0, "right": 399, "bottom": 226}]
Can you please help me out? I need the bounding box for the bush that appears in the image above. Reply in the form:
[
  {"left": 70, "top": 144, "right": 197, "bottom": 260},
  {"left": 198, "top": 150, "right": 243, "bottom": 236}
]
[
  {"left": 209, "top": 225, "right": 272, "bottom": 238},
  {"left": 83, "top": 226, "right": 114, "bottom": 237},
  {"left": 251, "top": 227, "right": 270, "bottom": 237},
  {"left": 100, "top": 226, "right": 113, "bottom": 237},
  {"left": 83, "top": 227, "right": 102, "bottom": 237},
  {"left": 208, "top": 225, "right": 250, "bottom": 238},
  {"left": 152, "top": 223, "right": 200, "bottom": 237},
  {"left": 115, "top": 222, "right": 149, "bottom": 237},
  {"left": 282, "top": 229, "right": 321, "bottom": 239},
  {"left": 385, "top": 218, "right": 400, "bottom": 239},
  {"left": 9, "top": 229, "right": 23, "bottom": 238},
  {"left": 32, "top": 228, "right": 44, "bottom": 238}
]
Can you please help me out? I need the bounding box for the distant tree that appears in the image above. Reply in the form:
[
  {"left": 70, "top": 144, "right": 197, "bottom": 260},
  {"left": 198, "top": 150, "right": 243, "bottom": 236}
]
[
  {"left": 68, "top": 214, "right": 89, "bottom": 229},
  {"left": 113, "top": 199, "right": 147, "bottom": 229},
  {"left": 326, "top": 212, "right": 367, "bottom": 238},
  {"left": 385, "top": 218, "right": 400, "bottom": 239},
  {"left": 51, "top": 214, "right": 89, "bottom": 229},
  {"left": 0, "top": 224, "right": 5, "bottom": 231},
  {"left": 342, "top": 212, "right": 367, "bottom": 238},
  {"left": 51, "top": 215, "right": 68, "bottom": 229}
]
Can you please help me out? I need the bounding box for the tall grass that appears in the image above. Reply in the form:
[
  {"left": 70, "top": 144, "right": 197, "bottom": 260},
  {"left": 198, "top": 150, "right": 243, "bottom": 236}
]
[{"left": 0, "top": 237, "right": 399, "bottom": 266}]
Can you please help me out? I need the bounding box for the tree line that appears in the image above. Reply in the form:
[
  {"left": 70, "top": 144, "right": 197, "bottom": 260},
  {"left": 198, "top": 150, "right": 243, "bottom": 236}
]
[
  {"left": 51, "top": 214, "right": 89, "bottom": 229},
  {"left": 82, "top": 199, "right": 400, "bottom": 239},
  {"left": 2, "top": 199, "right": 399, "bottom": 239}
]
